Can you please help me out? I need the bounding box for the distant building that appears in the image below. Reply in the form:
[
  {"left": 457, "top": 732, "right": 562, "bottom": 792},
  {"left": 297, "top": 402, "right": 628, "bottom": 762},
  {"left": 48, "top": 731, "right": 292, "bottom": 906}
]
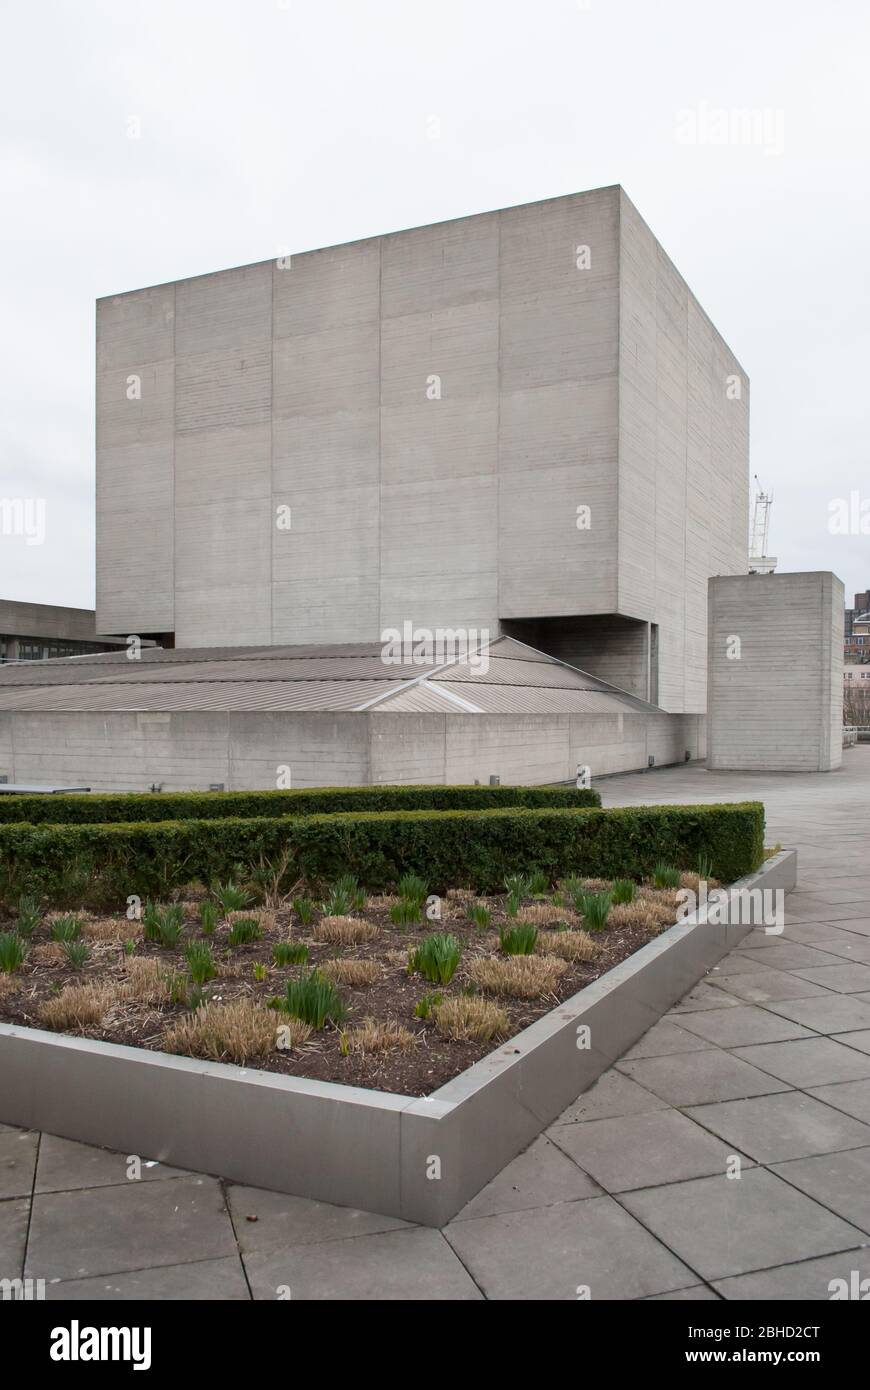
[
  {"left": 845, "top": 589, "right": 870, "bottom": 663},
  {"left": 0, "top": 601, "right": 124, "bottom": 663}
]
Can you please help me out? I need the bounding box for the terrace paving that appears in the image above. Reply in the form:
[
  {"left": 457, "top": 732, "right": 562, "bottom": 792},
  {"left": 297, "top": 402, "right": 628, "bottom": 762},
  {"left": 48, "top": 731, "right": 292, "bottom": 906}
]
[{"left": 2, "top": 748, "right": 870, "bottom": 1300}]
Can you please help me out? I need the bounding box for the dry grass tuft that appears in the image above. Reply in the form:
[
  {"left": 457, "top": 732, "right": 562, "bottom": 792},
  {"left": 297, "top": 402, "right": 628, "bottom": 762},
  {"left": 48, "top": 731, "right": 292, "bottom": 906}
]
[
  {"left": 320, "top": 958, "right": 380, "bottom": 988},
  {"left": 386, "top": 949, "right": 410, "bottom": 969},
  {"left": 342, "top": 1018, "right": 415, "bottom": 1054},
  {"left": 30, "top": 942, "right": 66, "bottom": 965},
  {"left": 679, "top": 871, "right": 720, "bottom": 894},
  {"left": 365, "top": 893, "right": 397, "bottom": 910},
  {"left": 224, "top": 907, "right": 276, "bottom": 934},
  {"left": 163, "top": 998, "right": 297, "bottom": 1063},
  {"left": 39, "top": 983, "right": 113, "bottom": 1031},
  {"left": 315, "top": 915, "right": 378, "bottom": 945},
  {"left": 43, "top": 910, "right": 82, "bottom": 927},
  {"left": 119, "top": 956, "right": 173, "bottom": 1003},
  {"left": 468, "top": 954, "right": 569, "bottom": 999},
  {"left": 0, "top": 973, "right": 21, "bottom": 999},
  {"left": 433, "top": 995, "right": 508, "bottom": 1042},
  {"left": 536, "top": 929, "right": 600, "bottom": 962},
  {"left": 639, "top": 886, "right": 680, "bottom": 909},
  {"left": 446, "top": 887, "right": 476, "bottom": 901},
  {"left": 516, "top": 902, "right": 578, "bottom": 927},
  {"left": 607, "top": 899, "right": 676, "bottom": 933},
  {"left": 82, "top": 917, "right": 141, "bottom": 943}
]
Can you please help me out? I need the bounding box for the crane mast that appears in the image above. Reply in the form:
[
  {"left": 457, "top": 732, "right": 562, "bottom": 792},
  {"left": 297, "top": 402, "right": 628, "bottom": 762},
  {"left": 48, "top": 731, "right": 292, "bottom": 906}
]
[{"left": 749, "top": 477, "right": 777, "bottom": 574}]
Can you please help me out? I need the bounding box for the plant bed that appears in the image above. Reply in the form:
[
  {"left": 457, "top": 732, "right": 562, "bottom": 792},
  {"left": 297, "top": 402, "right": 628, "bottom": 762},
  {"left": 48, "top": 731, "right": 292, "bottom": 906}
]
[
  {"left": 0, "top": 870, "right": 706, "bottom": 1097},
  {"left": 0, "top": 850, "right": 797, "bottom": 1225}
]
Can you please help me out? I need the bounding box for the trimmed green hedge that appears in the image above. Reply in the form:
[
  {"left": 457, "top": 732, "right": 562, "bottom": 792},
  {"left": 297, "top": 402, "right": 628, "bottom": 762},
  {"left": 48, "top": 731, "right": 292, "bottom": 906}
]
[
  {"left": 0, "top": 801, "right": 764, "bottom": 907},
  {"left": 0, "top": 783, "right": 600, "bottom": 825}
]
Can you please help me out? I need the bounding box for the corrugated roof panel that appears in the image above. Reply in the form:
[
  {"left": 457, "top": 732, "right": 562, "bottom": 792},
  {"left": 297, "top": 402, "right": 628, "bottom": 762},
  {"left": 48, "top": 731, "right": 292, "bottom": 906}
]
[
  {"left": 0, "top": 679, "right": 402, "bottom": 713},
  {"left": 370, "top": 684, "right": 459, "bottom": 713},
  {"left": 84, "top": 656, "right": 433, "bottom": 685},
  {"left": 425, "top": 684, "right": 655, "bottom": 715},
  {"left": 438, "top": 655, "right": 599, "bottom": 689}
]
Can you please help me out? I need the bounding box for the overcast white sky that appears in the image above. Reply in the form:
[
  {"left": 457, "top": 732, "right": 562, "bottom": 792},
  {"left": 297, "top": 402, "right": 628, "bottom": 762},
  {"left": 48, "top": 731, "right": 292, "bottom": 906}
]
[{"left": 2, "top": 0, "right": 868, "bottom": 611}]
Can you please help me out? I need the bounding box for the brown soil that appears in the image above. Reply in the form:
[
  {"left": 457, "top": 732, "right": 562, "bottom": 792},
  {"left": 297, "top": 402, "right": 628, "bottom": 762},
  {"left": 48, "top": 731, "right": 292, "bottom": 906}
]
[{"left": 0, "top": 884, "right": 688, "bottom": 1097}]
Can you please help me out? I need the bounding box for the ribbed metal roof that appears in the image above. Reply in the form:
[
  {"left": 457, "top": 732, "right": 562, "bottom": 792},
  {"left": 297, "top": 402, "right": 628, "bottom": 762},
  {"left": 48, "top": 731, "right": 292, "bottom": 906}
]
[
  {"left": 0, "top": 636, "right": 663, "bottom": 716},
  {"left": 381, "top": 685, "right": 646, "bottom": 715}
]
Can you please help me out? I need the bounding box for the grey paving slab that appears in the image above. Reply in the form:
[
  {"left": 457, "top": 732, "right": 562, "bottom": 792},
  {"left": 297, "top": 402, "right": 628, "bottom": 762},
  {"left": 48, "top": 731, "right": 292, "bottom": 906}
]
[
  {"left": 43, "top": 1256, "right": 250, "bottom": 1301},
  {"left": 617, "top": 1050, "right": 790, "bottom": 1108},
  {"left": 791, "top": 885, "right": 870, "bottom": 905},
  {"left": 789, "top": 963, "right": 870, "bottom": 994},
  {"left": 780, "top": 922, "right": 862, "bottom": 944},
  {"left": 0, "top": 1197, "right": 29, "bottom": 1275},
  {"left": 244, "top": 1226, "right": 483, "bottom": 1300},
  {"left": 674, "top": 1004, "right": 814, "bottom": 1048},
  {"left": 555, "top": 1069, "right": 668, "bottom": 1124},
  {"left": 731, "top": 1037, "right": 870, "bottom": 1088},
  {"left": 623, "top": 1018, "right": 717, "bottom": 1059},
  {"left": 226, "top": 1183, "right": 411, "bottom": 1253},
  {"left": 713, "top": 1249, "right": 870, "bottom": 1300},
  {"left": 25, "top": 1175, "right": 237, "bottom": 1282},
  {"left": 801, "top": 876, "right": 870, "bottom": 891},
  {"left": 760, "top": 994, "right": 870, "bottom": 1034},
  {"left": 771, "top": 1147, "right": 870, "bottom": 1237},
  {"left": 452, "top": 1135, "right": 600, "bottom": 1221},
  {"left": 733, "top": 943, "right": 849, "bottom": 971},
  {"left": 787, "top": 902, "right": 870, "bottom": 923},
  {"left": 0, "top": 1128, "right": 38, "bottom": 1200},
  {"left": 736, "top": 931, "right": 825, "bottom": 951},
  {"left": 833, "top": 1029, "right": 870, "bottom": 1057},
  {"left": 685, "top": 1091, "right": 870, "bottom": 1164},
  {"left": 704, "top": 953, "right": 779, "bottom": 977},
  {"left": 820, "top": 918, "right": 870, "bottom": 937},
  {"left": 644, "top": 1285, "right": 721, "bottom": 1300},
  {"left": 666, "top": 983, "right": 742, "bottom": 1013},
  {"left": 807, "top": 1078, "right": 870, "bottom": 1125},
  {"left": 806, "top": 935, "right": 870, "bottom": 963},
  {"left": 35, "top": 1134, "right": 190, "bottom": 1193},
  {"left": 708, "top": 969, "right": 833, "bottom": 1005},
  {"left": 620, "top": 1168, "right": 867, "bottom": 1282},
  {"left": 444, "top": 1195, "right": 696, "bottom": 1300},
  {"left": 549, "top": 1109, "right": 752, "bottom": 1194}
]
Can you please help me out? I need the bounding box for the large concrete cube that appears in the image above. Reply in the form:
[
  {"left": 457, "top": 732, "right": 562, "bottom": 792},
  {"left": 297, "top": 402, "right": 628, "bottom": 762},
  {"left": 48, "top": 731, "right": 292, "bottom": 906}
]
[
  {"left": 95, "top": 187, "right": 749, "bottom": 713},
  {"left": 707, "top": 572, "right": 845, "bottom": 771}
]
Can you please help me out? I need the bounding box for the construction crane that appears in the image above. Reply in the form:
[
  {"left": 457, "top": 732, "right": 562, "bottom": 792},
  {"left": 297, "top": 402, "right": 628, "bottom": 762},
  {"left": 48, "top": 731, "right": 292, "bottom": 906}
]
[{"left": 748, "top": 476, "right": 777, "bottom": 574}]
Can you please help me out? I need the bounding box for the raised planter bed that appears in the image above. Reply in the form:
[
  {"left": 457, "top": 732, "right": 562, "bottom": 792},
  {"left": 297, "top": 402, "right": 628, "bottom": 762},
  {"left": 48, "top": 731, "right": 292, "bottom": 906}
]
[{"left": 0, "top": 849, "right": 796, "bottom": 1226}]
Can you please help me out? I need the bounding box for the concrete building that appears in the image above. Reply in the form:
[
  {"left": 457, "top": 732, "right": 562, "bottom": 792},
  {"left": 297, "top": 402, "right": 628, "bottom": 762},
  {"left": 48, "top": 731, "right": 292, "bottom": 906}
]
[
  {"left": 845, "top": 590, "right": 870, "bottom": 664},
  {"left": 707, "top": 573, "right": 844, "bottom": 772},
  {"left": 0, "top": 637, "right": 703, "bottom": 790},
  {"left": 95, "top": 185, "right": 749, "bottom": 716},
  {"left": 0, "top": 600, "right": 122, "bottom": 663},
  {"left": 0, "top": 187, "right": 753, "bottom": 790}
]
